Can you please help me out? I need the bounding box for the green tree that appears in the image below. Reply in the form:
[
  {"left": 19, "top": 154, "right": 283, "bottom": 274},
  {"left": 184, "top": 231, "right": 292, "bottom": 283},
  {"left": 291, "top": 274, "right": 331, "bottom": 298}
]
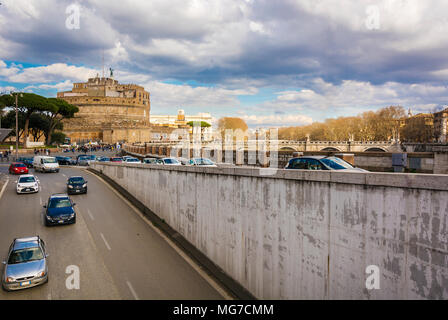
[
  {"left": 46, "top": 98, "right": 78, "bottom": 145},
  {"left": 0, "top": 93, "right": 52, "bottom": 146},
  {"left": 51, "top": 131, "right": 66, "bottom": 145}
]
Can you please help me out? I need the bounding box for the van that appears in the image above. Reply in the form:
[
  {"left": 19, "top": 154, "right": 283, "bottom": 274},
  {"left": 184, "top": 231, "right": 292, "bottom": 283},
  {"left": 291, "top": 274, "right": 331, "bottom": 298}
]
[{"left": 33, "top": 156, "right": 60, "bottom": 173}]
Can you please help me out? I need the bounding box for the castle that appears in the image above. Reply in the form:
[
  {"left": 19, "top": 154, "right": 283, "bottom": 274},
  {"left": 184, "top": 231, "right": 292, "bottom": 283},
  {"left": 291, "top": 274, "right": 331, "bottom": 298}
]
[{"left": 57, "top": 76, "right": 153, "bottom": 144}]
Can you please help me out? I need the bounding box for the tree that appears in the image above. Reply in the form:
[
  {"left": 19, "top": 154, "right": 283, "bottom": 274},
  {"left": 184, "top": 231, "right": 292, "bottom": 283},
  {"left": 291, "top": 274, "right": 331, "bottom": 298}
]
[
  {"left": 186, "top": 121, "right": 211, "bottom": 128},
  {"left": 51, "top": 131, "right": 66, "bottom": 145},
  {"left": 0, "top": 93, "right": 52, "bottom": 146},
  {"left": 45, "top": 98, "right": 78, "bottom": 145}
]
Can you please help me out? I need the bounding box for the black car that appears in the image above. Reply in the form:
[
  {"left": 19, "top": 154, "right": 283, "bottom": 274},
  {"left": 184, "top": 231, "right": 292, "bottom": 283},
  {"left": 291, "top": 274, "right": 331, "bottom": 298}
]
[
  {"left": 43, "top": 194, "right": 76, "bottom": 226},
  {"left": 66, "top": 176, "right": 87, "bottom": 194},
  {"left": 17, "top": 157, "right": 34, "bottom": 168},
  {"left": 55, "top": 156, "right": 73, "bottom": 165}
]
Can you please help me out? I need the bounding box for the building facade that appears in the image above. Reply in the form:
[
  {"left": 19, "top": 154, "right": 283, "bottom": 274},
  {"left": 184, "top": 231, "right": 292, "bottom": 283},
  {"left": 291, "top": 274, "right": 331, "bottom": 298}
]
[
  {"left": 433, "top": 108, "right": 448, "bottom": 143},
  {"left": 150, "top": 109, "right": 214, "bottom": 141},
  {"left": 57, "top": 76, "right": 151, "bottom": 144}
]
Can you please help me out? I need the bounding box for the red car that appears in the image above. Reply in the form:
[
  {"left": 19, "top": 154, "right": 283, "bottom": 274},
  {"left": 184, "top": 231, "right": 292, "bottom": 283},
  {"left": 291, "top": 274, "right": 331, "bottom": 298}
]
[{"left": 9, "top": 162, "right": 29, "bottom": 175}]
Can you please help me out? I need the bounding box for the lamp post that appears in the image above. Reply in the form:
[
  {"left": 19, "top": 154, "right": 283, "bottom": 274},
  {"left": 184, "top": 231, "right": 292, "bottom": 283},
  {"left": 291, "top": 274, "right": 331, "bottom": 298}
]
[{"left": 10, "top": 92, "right": 22, "bottom": 161}]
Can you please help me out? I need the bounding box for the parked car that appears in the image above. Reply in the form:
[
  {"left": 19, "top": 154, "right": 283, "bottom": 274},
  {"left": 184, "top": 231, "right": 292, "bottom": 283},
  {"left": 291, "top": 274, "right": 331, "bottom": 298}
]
[
  {"left": 143, "top": 158, "right": 157, "bottom": 164},
  {"left": 55, "top": 156, "right": 72, "bottom": 165},
  {"left": 33, "top": 156, "right": 59, "bottom": 173},
  {"left": 67, "top": 176, "right": 87, "bottom": 195},
  {"left": 16, "top": 174, "right": 40, "bottom": 194},
  {"left": 96, "top": 156, "right": 110, "bottom": 162},
  {"left": 157, "top": 157, "right": 181, "bottom": 165},
  {"left": 43, "top": 194, "right": 76, "bottom": 226},
  {"left": 124, "top": 157, "right": 141, "bottom": 164},
  {"left": 77, "top": 155, "right": 96, "bottom": 166},
  {"left": 284, "top": 156, "right": 368, "bottom": 172},
  {"left": 188, "top": 158, "right": 217, "bottom": 167},
  {"left": 2, "top": 236, "right": 48, "bottom": 291},
  {"left": 9, "top": 162, "right": 29, "bottom": 175},
  {"left": 110, "top": 157, "right": 123, "bottom": 163},
  {"left": 17, "top": 157, "right": 34, "bottom": 168}
]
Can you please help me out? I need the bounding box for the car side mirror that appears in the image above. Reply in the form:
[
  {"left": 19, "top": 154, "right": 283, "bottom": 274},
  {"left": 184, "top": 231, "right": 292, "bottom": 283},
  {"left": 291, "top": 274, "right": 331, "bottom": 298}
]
[
  {"left": 45, "top": 254, "right": 49, "bottom": 258},
  {"left": 1, "top": 261, "right": 6, "bottom": 265},
  {"left": 73, "top": 203, "right": 76, "bottom": 206},
  {"left": 43, "top": 205, "right": 47, "bottom": 208}
]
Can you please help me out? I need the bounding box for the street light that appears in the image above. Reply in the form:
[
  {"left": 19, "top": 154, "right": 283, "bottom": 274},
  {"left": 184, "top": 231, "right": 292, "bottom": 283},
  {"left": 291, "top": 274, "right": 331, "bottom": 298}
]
[{"left": 10, "top": 92, "right": 22, "bottom": 161}]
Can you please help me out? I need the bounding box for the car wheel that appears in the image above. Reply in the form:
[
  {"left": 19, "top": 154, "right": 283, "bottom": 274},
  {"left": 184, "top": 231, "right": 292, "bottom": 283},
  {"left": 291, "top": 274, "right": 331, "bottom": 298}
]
[{"left": 2, "top": 284, "right": 11, "bottom": 292}]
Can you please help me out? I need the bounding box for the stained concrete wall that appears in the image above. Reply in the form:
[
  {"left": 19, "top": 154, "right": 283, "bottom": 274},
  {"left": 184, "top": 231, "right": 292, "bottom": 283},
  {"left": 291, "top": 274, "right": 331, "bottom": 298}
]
[{"left": 91, "top": 163, "right": 448, "bottom": 299}]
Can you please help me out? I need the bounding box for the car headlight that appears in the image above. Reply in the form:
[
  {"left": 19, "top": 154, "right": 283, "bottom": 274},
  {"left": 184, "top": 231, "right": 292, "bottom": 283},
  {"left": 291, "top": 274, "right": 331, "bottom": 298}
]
[
  {"left": 34, "top": 183, "right": 38, "bottom": 187},
  {"left": 37, "top": 271, "right": 46, "bottom": 278},
  {"left": 17, "top": 184, "right": 22, "bottom": 188},
  {"left": 6, "top": 277, "right": 14, "bottom": 283},
  {"left": 82, "top": 183, "right": 87, "bottom": 188},
  {"left": 70, "top": 213, "right": 75, "bottom": 218},
  {"left": 68, "top": 185, "right": 73, "bottom": 188},
  {"left": 46, "top": 215, "right": 53, "bottom": 221}
]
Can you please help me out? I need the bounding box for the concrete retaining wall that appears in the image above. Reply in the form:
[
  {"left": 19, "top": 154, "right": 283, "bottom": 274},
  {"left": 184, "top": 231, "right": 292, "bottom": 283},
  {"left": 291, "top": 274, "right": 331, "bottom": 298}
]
[{"left": 91, "top": 162, "right": 448, "bottom": 299}]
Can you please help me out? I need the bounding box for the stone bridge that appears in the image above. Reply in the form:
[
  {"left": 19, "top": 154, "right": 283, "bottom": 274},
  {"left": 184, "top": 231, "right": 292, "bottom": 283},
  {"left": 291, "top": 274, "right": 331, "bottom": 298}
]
[{"left": 131, "top": 139, "right": 401, "bottom": 153}]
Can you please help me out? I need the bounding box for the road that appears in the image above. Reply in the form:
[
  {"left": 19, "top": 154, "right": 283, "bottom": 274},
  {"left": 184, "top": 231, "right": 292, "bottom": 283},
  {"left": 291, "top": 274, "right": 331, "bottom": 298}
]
[{"left": 0, "top": 155, "right": 224, "bottom": 300}]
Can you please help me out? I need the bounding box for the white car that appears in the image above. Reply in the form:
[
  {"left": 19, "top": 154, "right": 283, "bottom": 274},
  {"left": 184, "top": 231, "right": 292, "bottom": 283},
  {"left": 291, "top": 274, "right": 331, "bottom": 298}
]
[
  {"left": 188, "top": 158, "right": 217, "bottom": 167},
  {"left": 16, "top": 174, "right": 40, "bottom": 194},
  {"left": 157, "top": 157, "right": 181, "bottom": 166}
]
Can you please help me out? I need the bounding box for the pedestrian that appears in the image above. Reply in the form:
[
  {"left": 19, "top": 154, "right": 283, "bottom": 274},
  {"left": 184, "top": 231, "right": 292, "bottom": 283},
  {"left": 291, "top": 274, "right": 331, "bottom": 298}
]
[{"left": 0, "top": 151, "right": 3, "bottom": 162}]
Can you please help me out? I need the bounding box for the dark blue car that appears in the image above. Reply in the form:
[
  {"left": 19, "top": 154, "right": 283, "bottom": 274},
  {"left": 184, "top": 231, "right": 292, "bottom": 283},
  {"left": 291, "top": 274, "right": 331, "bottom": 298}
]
[
  {"left": 67, "top": 176, "right": 87, "bottom": 195},
  {"left": 43, "top": 194, "right": 76, "bottom": 226}
]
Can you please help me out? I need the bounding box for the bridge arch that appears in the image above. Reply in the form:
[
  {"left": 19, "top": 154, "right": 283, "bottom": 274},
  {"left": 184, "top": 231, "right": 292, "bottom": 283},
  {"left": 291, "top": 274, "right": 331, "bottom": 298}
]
[
  {"left": 320, "top": 147, "right": 341, "bottom": 152},
  {"left": 279, "top": 146, "right": 298, "bottom": 152},
  {"left": 363, "top": 147, "right": 387, "bottom": 152}
]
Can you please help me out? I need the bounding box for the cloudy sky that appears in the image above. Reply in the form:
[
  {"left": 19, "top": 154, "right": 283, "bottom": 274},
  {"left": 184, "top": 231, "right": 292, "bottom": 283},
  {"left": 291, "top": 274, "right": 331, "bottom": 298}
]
[{"left": 1, "top": 0, "right": 448, "bottom": 127}]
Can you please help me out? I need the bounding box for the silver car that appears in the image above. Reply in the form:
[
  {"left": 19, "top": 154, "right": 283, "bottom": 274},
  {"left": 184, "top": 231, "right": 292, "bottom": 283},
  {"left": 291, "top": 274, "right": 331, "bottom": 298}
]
[{"left": 2, "top": 236, "right": 48, "bottom": 291}]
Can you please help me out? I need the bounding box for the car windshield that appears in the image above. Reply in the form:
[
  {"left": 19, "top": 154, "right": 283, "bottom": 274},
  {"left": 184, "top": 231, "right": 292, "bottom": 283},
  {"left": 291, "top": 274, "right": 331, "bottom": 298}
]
[
  {"left": 112, "top": 158, "right": 122, "bottom": 161},
  {"left": 14, "top": 163, "right": 26, "bottom": 168},
  {"left": 19, "top": 176, "right": 35, "bottom": 183},
  {"left": 164, "top": 158, "right": 179, "bottom": 164},
  {"left": 100, "top": 157, "right": 110, "bottom": 161},
  {"left": 87, "top": 155, "right": 96, "bottom": 160},
  {"left": 8, "top": 247, "right": 44, "bottom": 264},
  {"left": 127, "top": 158, "right": 139, "bottom": 162},
  {"left": 43, "top": 158, "right": 56, "bottom": 163},
  {"left": 79, "top": 156, "right": 88, "bottom": 160},
  {"left": 320, "top": 157, "right": 354, "bottom": 170},
  {"left": 49, "top": 198, "right": 72, "bottom": 208},
  {"left": 69, "top": 177, "right": 85, "bottom": 184},
  {"left": 195, "top": 158, "right": 214, "bottom": 165}
]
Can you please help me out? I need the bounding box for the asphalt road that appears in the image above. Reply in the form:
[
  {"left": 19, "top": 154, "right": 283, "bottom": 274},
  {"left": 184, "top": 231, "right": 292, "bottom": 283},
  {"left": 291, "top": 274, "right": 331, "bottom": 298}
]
[{"left": 0, "top": 159, "right": 224, "bottom": 299}]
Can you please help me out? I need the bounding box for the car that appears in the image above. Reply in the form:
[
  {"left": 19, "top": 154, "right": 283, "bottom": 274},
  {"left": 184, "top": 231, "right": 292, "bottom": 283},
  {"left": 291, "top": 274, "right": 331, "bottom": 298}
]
[
  {"left": 122, "top": 156, "right": 133, "bottom": 161},
  {"left": 284, "top": 156, "right": 369, "bottom": 172},
  {"left": 17, "top": 157, "right": 34, "bottom": 168},
  {"left": 67, "top": 176, "right": 87, "bottom": 194},
  {"left": 188, "top": 158, "right": 217, "bottom": 167},
  {"left": 55, "top": 156, "right": 72, "bottom": 165},
  {"left": 143, "top": 158, "right": 157, "bottom": 164},
  {"left": 124, "top": 157, "right": 141, "bottom": 164},
  {"left": 77, "top": 155, "right": 90, "bottom": 166},
  {"left": 33, "top": 156, "right": 60, "bottom": 173},
  {"left": 16, "top": 174, "right": 40, "bottom": 194},
  {"left": 1, "top": 236, "right": 48, "bottom": 291},
  {"left": 9, "top": 162, "right": 29, "bottom": 175},
  {"left": 96, "top": 156, "right": 110, "bottom": 162},
  {"left": 157, "top": 157, "right": 181, "bottom": 165},
  {"left": 43, "top": 194, "right": 77, "bottom": 226},
  {"left": 110, "top": 157, "right": 123, "bottom": 163}
]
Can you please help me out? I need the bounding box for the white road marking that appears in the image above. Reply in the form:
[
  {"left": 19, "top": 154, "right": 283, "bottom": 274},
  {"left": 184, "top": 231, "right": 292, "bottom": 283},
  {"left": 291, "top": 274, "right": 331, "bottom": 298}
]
[
  {"left": 62, "top": 173, "right": 67, "bottom": 177},
  {"left": 86, "top": 170, "right": 233, "bottom": 300},
  {"left": 126, "top": 281, "right": 139, "bottom": 300},
  {"left": 87, "top": 209, "right": 94, "bottom": 221},
  {"left": 100, "top": 233, "right": 111, "bottom": 251},
  {"left": 0, "top": 179, "right": 9, "bottom": 201}
]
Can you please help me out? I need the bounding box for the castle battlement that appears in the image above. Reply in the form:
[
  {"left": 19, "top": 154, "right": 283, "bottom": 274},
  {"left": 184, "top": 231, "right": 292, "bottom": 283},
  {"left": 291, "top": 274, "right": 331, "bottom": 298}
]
[{"left": 57, "top": 76, "right": 151, "bottom": 144}]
